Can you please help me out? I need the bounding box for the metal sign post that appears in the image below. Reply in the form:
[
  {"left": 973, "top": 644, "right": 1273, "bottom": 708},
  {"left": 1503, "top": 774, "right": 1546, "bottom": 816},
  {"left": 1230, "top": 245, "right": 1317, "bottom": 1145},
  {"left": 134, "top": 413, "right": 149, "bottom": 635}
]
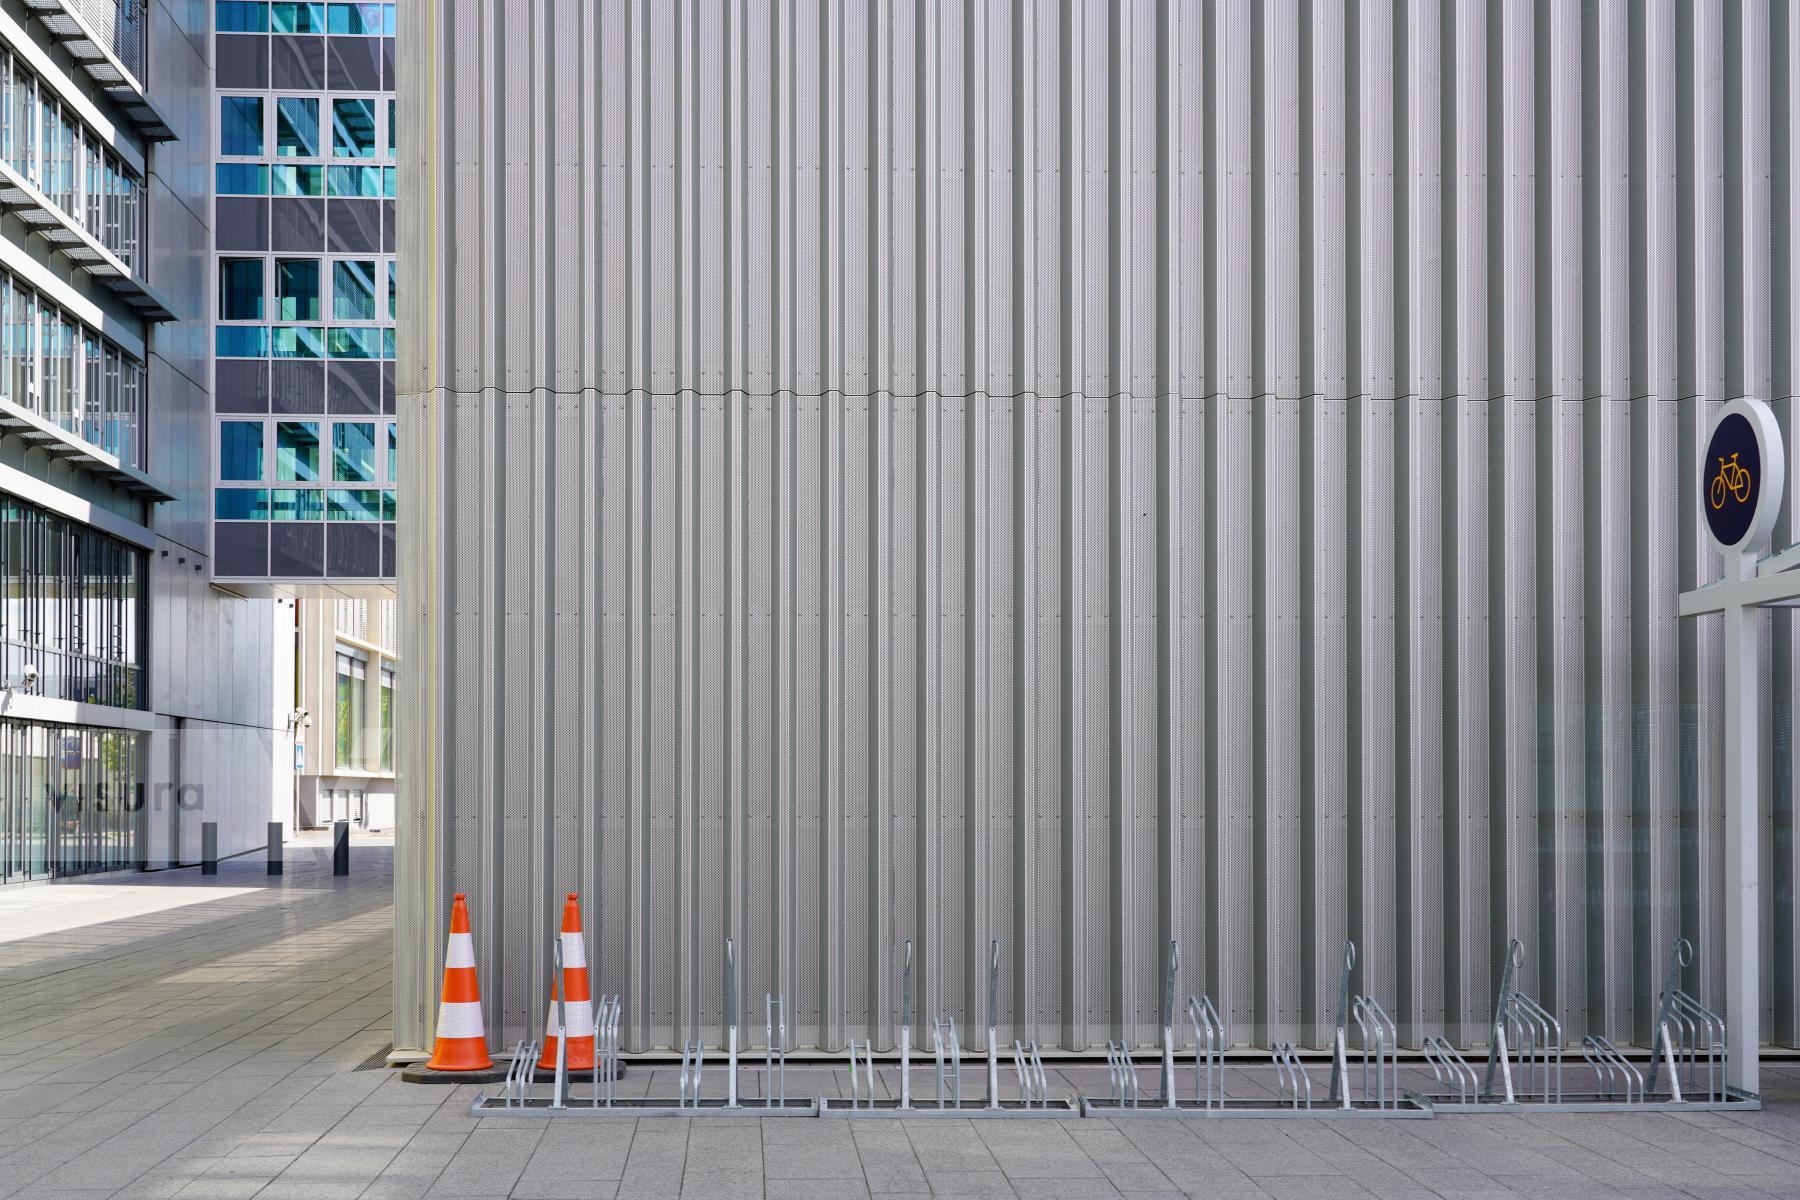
[
  {"left": 986, "top": 940, "right": 1000, "bottom": 1109},
  {"left": 1677, "top": 396, "right": 1788, "bottom": 1099},
  {"left": 899, "top": 940, "right": 914, "bottom": 1110},
  {"left": 725, "top": 939, "right": 738, "bottom": 1108}
]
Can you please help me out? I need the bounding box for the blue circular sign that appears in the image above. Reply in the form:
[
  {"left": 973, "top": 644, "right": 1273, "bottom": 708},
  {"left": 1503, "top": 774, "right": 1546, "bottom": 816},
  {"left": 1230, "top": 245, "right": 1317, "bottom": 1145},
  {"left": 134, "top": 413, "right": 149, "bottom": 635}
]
[
  {"left": 1706, "top": 410, "right": 1764, "bottom": 546},
  {"left": 1704, "top": 412, "right": 1762, "bottom": 548}
]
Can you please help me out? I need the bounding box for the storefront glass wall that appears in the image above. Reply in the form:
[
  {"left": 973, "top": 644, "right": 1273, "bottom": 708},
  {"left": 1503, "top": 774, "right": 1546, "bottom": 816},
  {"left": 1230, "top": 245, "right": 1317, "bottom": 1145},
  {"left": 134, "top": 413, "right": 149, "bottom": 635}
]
[{"left": 0, "top": 719, "right": 142, "bottom": 882}]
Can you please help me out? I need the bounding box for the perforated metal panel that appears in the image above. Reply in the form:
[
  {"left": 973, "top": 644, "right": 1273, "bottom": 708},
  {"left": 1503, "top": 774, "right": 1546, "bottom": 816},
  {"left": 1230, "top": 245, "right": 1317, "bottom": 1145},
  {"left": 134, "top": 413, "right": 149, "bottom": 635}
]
[{"left": 395, "top": 0, "right": 1800, "bottom": 1058}]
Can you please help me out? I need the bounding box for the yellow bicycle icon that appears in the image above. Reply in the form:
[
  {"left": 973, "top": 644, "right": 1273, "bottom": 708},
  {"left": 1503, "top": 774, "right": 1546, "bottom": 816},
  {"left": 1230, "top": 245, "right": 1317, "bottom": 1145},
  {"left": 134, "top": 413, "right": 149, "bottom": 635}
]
[{"left": 1710, "top": 452, "right": 1753, "bottom": 510}]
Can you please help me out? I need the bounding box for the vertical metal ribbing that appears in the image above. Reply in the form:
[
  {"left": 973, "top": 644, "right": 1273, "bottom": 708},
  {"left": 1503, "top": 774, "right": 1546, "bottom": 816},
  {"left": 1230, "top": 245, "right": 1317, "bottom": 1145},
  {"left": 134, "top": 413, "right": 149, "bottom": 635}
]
[
  {"left": 1778, "top": 2, "right": 1800, "bottom": 1049},
  {"left": 1693, "top": 0, "right": 1730, "bottom": 1013},
  {"left": 396, "top": 0, "right": 1800, "bottom": 1058}
]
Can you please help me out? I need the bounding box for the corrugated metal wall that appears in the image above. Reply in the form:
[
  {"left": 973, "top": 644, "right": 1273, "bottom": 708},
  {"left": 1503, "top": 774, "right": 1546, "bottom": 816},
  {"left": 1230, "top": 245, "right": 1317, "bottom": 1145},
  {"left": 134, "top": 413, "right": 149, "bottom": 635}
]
[{"left": 395, "top": 0, "right": 1800, "bottom": 1056}]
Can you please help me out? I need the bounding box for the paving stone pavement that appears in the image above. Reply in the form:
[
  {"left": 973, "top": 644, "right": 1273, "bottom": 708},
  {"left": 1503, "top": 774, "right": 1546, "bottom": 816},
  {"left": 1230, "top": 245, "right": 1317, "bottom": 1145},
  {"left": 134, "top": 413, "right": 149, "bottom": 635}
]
[{"left": 0, "top": 848, "right": 1796, "bottom": 1199}]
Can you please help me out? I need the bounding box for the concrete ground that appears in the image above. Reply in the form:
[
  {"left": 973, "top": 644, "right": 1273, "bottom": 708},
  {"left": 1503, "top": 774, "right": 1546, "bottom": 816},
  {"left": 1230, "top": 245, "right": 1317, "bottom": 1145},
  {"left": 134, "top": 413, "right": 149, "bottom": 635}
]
[{"left": 0, "top": 850, "right": 1796, "bottom": 1199}]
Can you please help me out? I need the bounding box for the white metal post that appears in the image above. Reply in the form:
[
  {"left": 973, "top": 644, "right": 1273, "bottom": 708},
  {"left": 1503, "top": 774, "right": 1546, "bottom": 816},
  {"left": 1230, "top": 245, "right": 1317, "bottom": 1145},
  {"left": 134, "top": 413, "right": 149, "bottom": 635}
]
[{"left": 1723, "top": 550, "right": 1759, "bottom": 1096}]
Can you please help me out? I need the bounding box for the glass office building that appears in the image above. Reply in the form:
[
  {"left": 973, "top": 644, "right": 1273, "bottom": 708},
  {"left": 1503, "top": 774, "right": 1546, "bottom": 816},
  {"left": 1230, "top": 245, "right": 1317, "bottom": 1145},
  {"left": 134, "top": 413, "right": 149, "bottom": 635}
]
[
  {"left": 210, "top": 1, "right": 399, "bottom": 585},
  {"left": 2, "top": 0, "right": 293, "bottom": 880}
]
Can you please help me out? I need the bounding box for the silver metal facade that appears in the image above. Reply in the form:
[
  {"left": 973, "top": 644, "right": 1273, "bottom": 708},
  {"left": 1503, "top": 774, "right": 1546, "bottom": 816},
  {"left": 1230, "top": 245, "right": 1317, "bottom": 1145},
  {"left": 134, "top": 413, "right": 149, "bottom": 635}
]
[{"left": 395, "top": 0, "right": 1800, "bottom": 1057}]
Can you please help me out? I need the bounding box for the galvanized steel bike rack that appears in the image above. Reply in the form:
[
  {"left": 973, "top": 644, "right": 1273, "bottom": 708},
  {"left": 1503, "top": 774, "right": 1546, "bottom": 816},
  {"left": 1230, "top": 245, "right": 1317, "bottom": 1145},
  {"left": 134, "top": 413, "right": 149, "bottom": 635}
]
[
  {"left": 821, "top": 939, "right": 1078, "bottom": 1116},
  {"left": 1647, "top": 938, "right": 1729, "bottom": 1104},
  {"left": 474, "top": 937, "right": 816, "bottom": 1116},
  {"left": 1086, "top": 940, "right": 1427, "bottom": 1117},
  {"left": 1414, "top": 936, "right": 1758, "bottom": 1113}
]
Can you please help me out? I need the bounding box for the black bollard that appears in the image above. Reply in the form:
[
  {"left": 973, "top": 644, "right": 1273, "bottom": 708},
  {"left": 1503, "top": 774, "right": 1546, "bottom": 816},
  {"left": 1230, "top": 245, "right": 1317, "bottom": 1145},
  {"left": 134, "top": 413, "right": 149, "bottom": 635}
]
[
  {"left": 268, "top": 821, "right": 284, "bottom": 875},
  {"left": 201, "top": 822, "right": 218, "bottom": 875},
  {"left": 333, "top": 819, "right": 349, "bottom": 875}
]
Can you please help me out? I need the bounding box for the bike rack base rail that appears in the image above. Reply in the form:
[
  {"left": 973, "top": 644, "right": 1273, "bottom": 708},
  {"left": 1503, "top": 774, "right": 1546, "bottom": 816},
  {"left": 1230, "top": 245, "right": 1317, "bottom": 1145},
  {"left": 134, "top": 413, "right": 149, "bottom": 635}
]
[
  {"left": 469, "top": 1092, "right": 820, "bottom": 1117},
  {"left": 1082, "top": 1095, "right": 1432, "bottom": 1119},
  {"left": 820, "top": 1096, "right": 1080, "bottom": 1118},
  {"left": 1411, "top": 1087, "right": 1760, "bottom": 1115}
]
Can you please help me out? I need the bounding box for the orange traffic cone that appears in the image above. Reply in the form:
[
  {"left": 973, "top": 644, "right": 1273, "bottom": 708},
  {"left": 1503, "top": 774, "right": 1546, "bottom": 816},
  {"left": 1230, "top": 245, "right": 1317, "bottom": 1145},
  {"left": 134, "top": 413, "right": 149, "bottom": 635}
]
[
  {"left": 537, "top": 892, "right": 595, "bottom": 1070},
  {"left": 425, "top": 893, "right": 492, "bottom": 1071}
]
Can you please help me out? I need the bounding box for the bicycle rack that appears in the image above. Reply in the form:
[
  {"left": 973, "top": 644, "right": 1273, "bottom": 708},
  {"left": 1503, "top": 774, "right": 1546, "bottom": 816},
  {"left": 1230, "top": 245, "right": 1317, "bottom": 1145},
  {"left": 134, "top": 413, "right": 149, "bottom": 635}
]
[
  {"left": 1421, "top": 1036, "right": 1477, "bottom": 1104},
  {"left": 1190, "top": 994, "right": 1226, "bottom": 1108},
  {"left": 934, "top": 1016, "right": 962, "bottom": 1108},
  {"left": 1087, "top": 940, "right": 1426, "bottom": 1117},
  {"left": 1351, "top": 995, "right": 1400, "bottom": 1110},
  {"left": 1106, "top": 1040, "right": 1142, "bottom": 1107},
  {"left": 471, "top": 937, "right": 816, "bottom": 1116},
  {"left": 1411, "top": 936, "right": 1758, "bottom": 1114},
  {"left": 1647, "top": 938, "right": 1729, "bottom": 1104},
  {"left": 1581, "top": 1036, "right": 1643, "bottom": 1103},
  {"left": 821, "top": 940, "right": 1077, "bottom": 1116},
  {"left": 1013, "top": 1041, "right": 1050, "bottom": 1108},
  {"left": 1271, "top": 1042, "right": 1312, "bottom": 1109}
]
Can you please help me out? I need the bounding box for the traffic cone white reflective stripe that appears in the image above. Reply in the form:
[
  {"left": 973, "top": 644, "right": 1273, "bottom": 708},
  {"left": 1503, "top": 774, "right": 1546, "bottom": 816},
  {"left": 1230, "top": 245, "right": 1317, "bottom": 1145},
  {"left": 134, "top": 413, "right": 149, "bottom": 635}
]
[
  {"left": 426, "top": 893, "right": 492, "bottom": 1071},
  {"left": 538, "top": 892, "right": 596, "bottom": 1070}
]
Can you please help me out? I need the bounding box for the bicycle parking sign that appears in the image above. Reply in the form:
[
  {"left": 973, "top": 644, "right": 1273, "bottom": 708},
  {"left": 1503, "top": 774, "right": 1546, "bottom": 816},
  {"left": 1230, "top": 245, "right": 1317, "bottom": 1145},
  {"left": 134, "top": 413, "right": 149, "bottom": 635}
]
[{"left": 1702, "top": 398, "right": 1783, "bottom": 553}]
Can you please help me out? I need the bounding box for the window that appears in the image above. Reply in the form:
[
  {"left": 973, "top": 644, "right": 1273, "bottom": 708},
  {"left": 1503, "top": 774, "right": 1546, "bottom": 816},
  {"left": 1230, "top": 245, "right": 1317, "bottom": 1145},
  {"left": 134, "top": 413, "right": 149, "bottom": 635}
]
[
  {"left": 0, "top": 495, "right": 145, "bottom": 710},
  {"left": 272, "top": 2, "right": 325, "bottom": 33},
  {"left": 386, "top": 421, "right": 396, "bottom": 482},
  {"left": 336, "top": 650, "right": 366, "bottom": 770},
  {"left": 216, "top": 326, "right": 269, "bottom": 357},
  {"left": 221, "top": 96, "right": 264, "bottom": 156},
  {"left": 218, "top": 259, "right": 264, "bottom": 321},
  {"left": 327, "top": 165, "right": 382, "bottom": 197},
  {"left": 276, "top": 259, "right": 320, "bottom": 321},
  {"left": 332, "top": 261, "right": 377, "bottom": 320},
  {"left": 216, "top": 163, "right": 268, "bottom": 195},
  {"left": 271, "top": 488, "right": 324, "bottom": 521},
  {"left": 272, "top": 164, "right": 323, "bottom": 196},
  {"left": 332, "top": 422, "right": 375, "bottom": 482},
  {"left": 381, "top": 489, "right": 396, "bottom": 520},
  {"left": 328, "top": 3, "right": 383, "bottom": 34},
  {"left": 329, "top": 327, "right": 378, "bottom": 359},
  {"left": 379, "top": 666, "right": 393, "bottom": 771},
  {"left": 387, "top": 98, "right": 396, "bottom": 156},
  {"left": 331, "top": 99, "right": 376, "bottom": 158},
  {"left": 215, "top": 489, "right": 269, "bottom": 519},
  {"left": 275, "top": 98, "right": 319, "bottom": 158},
  {"left": 387, "top": 260, "right": 397, "bottom": 320},
  {"left": 272, "top": 326, "right": 324, "bottom": 359},
  {"left": 220, "top": 422, "right": 264, "bottom": 481},
  {"left": 0, "top": 720, "right": 144, "bottom": 882},
  {"left": 327, "top": 489, "right": 380, "bottom": 520},
  {"left": 276, "top": 422, "right": 320, "bottom": 481},
  {"left": 216, "top": 1, "right": 269, "bottom": 31}
]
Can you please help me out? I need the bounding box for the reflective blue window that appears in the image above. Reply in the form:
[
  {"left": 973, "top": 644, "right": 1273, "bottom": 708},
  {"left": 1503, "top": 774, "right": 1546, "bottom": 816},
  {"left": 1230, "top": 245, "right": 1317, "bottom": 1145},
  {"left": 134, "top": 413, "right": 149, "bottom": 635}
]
[
  {"left": 216, "top": 1, "right": 268, "bottom": 32},
  {"left": 216, "top": 326, "right": 269, "bottom": 358},
  {"left": 272, "top": 165, "right": 324, "bottom": 196},
  {"left": 271, "top": 489, "right": 324, "bottom": 521},
  {"left": 332, "top": 422, "right": 375, "bottom": 483},
  {"left": 221, "top": 97, "right": 264, "bottom": 156},
  {"left": 219, "top": 422, "right": 264, "bottom": 481},
  {"left": 327, "top": 2, "right": 382, "bottom": 34},
  {"left": 215, "top": 489, "right": 269, "bottom": 520},
  {"left": 218, "top": 259, "right": 264, "bottom": 321},
  {"left": 276, "top": 423, "right": 320, "bottom": 481},
  {"left": 328, "top": 326, "right": 378, "bottom": 359},
  {"left": 331, "top": 99, "right": 377, "bottom": 158},
  {"left": 272, "top": 2, "right": 325, "bottom": 32},
  {"left": 216, "top": 163, "right": 268, "bottom": 195},
  {"left": 276, "top": 98, "right": 319, "bottom": 158},
  {"left": 327, "top": 489, "right": 380, "bottom": 521},
  {"left": 273, "top": 327, "right": 325, "bottom": 359}
]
